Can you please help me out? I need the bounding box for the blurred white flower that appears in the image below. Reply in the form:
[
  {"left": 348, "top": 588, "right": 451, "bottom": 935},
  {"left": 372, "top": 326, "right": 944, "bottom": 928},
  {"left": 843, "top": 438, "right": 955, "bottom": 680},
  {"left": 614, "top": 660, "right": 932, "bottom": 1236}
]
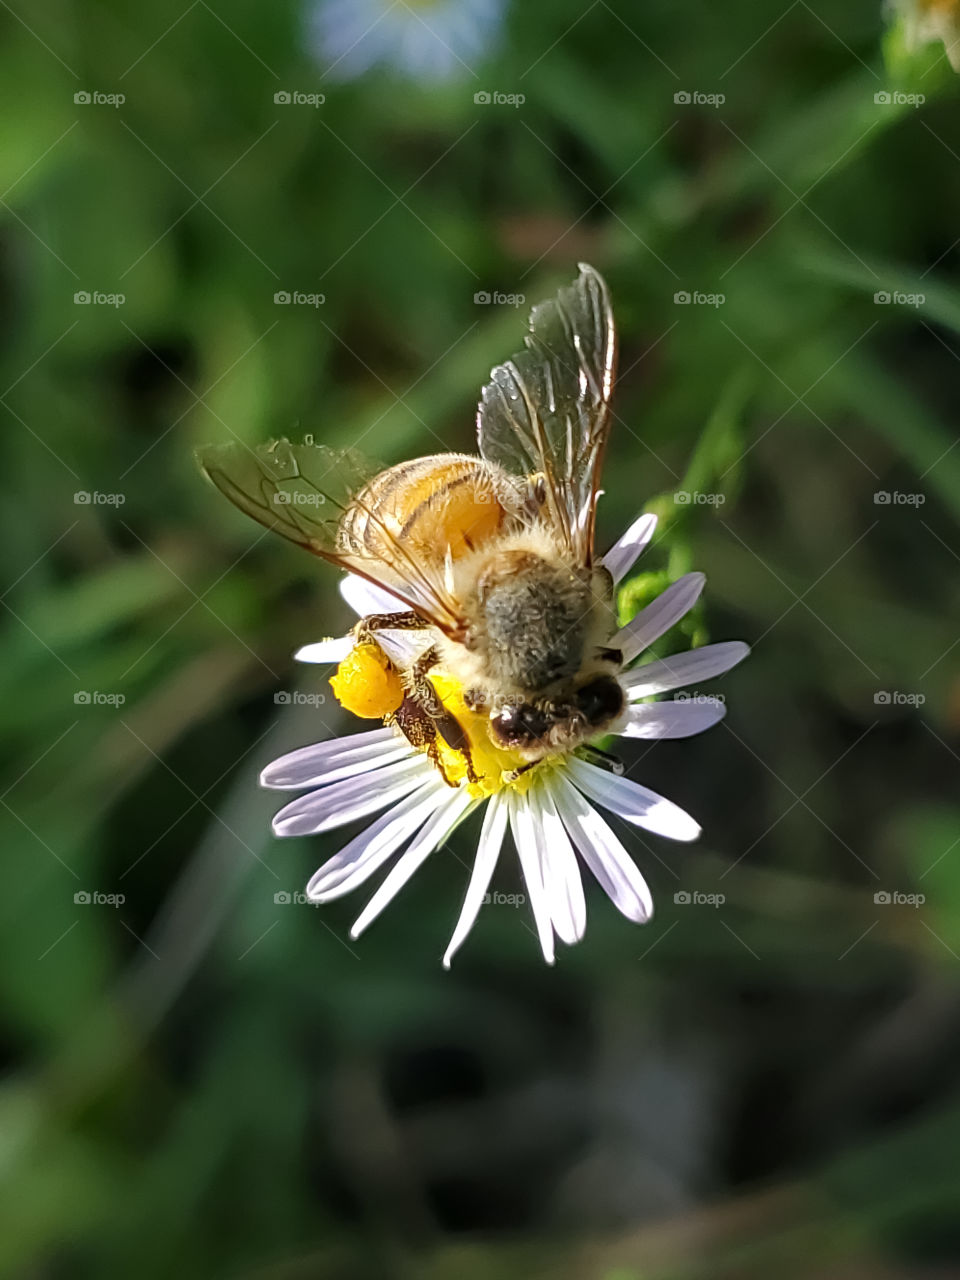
[
  {"left": 310, "top": 0, "right": 505, "bottom": 81},
  {"left": 892, "top": 0, "right": 960, "bottom": 71}
]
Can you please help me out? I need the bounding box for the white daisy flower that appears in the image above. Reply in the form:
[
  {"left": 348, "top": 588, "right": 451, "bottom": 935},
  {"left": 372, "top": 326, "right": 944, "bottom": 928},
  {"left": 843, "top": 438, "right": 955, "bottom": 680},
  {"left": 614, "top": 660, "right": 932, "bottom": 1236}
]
[
  {"left": 309, "top": 0, "right": 505, "bottom": 82},
  {"left": 261, "top": 511, "right": 749, "bottom": 966}
]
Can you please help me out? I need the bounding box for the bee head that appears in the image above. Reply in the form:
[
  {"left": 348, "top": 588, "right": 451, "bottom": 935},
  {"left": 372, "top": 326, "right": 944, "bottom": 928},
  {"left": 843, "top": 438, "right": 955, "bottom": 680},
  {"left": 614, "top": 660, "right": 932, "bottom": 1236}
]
[{"left": 488, "top": 675, "right": 624, "bottom": 754}]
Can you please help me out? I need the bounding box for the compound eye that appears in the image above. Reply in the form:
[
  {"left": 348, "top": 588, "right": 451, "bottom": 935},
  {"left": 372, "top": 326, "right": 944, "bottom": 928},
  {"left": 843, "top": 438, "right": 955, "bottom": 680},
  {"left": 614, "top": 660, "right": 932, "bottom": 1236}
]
[
  {"left": 575, "top": 675, "right": 624, "bottom": 727},
  {"left": 489, "top": 702, "right": 551, "bottom": 748}
]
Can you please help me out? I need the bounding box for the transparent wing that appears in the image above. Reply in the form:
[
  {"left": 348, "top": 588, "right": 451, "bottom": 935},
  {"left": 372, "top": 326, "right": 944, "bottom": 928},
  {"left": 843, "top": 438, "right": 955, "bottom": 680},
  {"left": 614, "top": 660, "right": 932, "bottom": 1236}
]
[
  {"left": 476, "top": 263, "right": 617, "bottom": 566},
  {"left": 197, "top": 437, "right": 467, "bottom": 636}
]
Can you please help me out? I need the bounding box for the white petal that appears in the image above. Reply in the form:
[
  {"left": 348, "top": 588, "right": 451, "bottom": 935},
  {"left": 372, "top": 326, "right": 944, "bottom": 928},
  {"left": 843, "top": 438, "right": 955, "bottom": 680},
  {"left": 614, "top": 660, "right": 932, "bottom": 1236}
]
[
  {"left": 271, "top": 753, "right": 432, "bottom": 837},
  {"left": 349, "top": 787, "right": 476, "bottom": 937},
  {"left": 611, "top": 573, "right": 705, "bottom": 664},
  {"left": 508, "top": 790, "right": 556, "bottom": 964},
  {"left": 566, "top": 757, "right": 700, "bottom": 843},
  {"left": 530, "top": 783, "right": 586, "bottom": 945},
  {"left": 307, "top": 777, "right": 448, "bottom": 901},
  {"left": 442, "top": 792, "right": 508, "bottom": 968},
  {"left": 622, "top": 641, "right": 750, "bottom": 700},
  {"left": 293, "top": 636, "right": 354, "bottom": 664},
  {"left": 616, "top": 697, "right": 726, "bottom": 740},
  {"left": 601, "top": 512, "right": 658, "bottom": 584},
  {"left": 550, "top": 774, "right": 653, "bottom": 922},
  {"left": 260, "top": 727, "right": 412, "bottom": 790},
  {"left": 340, "top": 574, "right": 406, "bottom": 618}
]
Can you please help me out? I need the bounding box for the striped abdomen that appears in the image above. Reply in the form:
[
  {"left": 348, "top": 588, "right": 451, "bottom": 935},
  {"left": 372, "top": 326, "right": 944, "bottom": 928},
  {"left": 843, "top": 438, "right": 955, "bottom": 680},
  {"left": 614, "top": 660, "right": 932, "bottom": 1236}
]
[{"left": 338, "top": 453, "right": 522, "bottom": 564}]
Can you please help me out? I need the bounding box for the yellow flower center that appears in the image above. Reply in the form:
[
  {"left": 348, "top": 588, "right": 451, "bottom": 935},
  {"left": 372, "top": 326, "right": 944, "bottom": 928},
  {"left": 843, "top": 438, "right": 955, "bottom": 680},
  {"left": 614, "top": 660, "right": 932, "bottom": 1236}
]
[
  {"left": 428, "top": 671, "right": 545, "bottom": 798},
  {"left": 330, "top": 644, "right": 545, "bottom": 798}
]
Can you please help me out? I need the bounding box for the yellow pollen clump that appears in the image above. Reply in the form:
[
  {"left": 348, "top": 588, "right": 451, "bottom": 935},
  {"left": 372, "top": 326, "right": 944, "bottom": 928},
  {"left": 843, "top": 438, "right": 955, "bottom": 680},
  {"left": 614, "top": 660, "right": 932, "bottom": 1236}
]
[
  {"left": 329, "top": 643, "right": 403, "bottom": 719},
  {"left": 429, "top": 671, "right": 545, "bottom": 799}
]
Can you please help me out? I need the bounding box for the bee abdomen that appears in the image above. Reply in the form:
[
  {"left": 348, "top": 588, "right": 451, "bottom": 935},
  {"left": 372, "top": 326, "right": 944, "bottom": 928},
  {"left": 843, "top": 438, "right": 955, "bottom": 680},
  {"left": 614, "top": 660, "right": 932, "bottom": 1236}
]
[{"left": 339, "top": 454, "right": 517, "bottom": 563}]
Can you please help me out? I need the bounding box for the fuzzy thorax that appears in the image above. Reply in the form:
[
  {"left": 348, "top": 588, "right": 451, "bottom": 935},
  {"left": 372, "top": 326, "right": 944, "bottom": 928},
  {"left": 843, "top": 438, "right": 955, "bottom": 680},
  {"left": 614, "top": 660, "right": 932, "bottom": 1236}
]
[{"left": 440, "top": 526, "right": 618, "bottom": 703}]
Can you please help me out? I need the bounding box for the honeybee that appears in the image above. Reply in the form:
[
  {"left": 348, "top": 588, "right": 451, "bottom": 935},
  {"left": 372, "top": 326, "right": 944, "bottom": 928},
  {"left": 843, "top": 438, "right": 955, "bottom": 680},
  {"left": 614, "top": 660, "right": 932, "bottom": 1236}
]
[{"left": 199, "top": 264, "right": 625, "bottom": 775}]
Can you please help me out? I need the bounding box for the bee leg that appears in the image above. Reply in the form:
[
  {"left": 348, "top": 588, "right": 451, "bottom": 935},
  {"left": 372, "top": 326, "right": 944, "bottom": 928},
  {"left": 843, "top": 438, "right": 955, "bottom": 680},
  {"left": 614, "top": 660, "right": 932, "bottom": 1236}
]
[
  {"left": 354, "top": 610, "right": 431, "bottom": 644},
  {"left": 392, "top": 695, "right": 458, "bottom": 788},
  {"left": 502, "top": 760, "right": 539, "bottom": 785},
  {"left": 406, "top": 647, "right": 480, "bottom": 787},
  {"left": 577, "top": 743, "right": 624, "bottom": 775}
]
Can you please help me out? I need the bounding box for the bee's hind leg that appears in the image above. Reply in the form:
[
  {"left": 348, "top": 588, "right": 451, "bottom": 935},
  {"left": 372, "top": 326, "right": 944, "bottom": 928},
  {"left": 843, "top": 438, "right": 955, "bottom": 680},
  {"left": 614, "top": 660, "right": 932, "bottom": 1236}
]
[
  {"left": 353, "top": 610, "right": 431, "bottom": 644},
  {"left": 399, "top": 646, "right": 479, "bottom": 787}
]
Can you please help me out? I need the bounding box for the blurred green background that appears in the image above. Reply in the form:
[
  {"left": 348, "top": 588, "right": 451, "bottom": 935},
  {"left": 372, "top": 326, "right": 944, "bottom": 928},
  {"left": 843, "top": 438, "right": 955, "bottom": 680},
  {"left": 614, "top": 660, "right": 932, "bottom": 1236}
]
[{"left": 3, "top": 1, "right": 960, "bottom": 1276}]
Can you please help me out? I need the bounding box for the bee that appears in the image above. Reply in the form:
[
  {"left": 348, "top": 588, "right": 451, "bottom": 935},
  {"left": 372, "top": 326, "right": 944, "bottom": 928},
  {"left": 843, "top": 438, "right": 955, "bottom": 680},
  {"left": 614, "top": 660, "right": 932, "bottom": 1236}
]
[{"left": 199, "top": 264, "right": 626, "bottom": 775}]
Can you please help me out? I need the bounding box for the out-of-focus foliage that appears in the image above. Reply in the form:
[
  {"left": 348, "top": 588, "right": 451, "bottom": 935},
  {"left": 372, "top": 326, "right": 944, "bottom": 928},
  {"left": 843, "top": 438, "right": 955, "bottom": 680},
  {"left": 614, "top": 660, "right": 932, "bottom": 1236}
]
[{"left": 2, "top": 1, "right": 960, "bottom": 1277}]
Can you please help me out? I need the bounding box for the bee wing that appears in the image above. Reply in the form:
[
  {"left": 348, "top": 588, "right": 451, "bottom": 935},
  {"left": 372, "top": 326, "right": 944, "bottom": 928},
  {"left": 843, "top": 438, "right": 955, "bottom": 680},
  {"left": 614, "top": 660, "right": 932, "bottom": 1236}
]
[
  {"left": 197, "top": 438, "right": 467, "bottom": 636},
  {"left": 476, "top": 263, "right": 617, "bottom": 566}
]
